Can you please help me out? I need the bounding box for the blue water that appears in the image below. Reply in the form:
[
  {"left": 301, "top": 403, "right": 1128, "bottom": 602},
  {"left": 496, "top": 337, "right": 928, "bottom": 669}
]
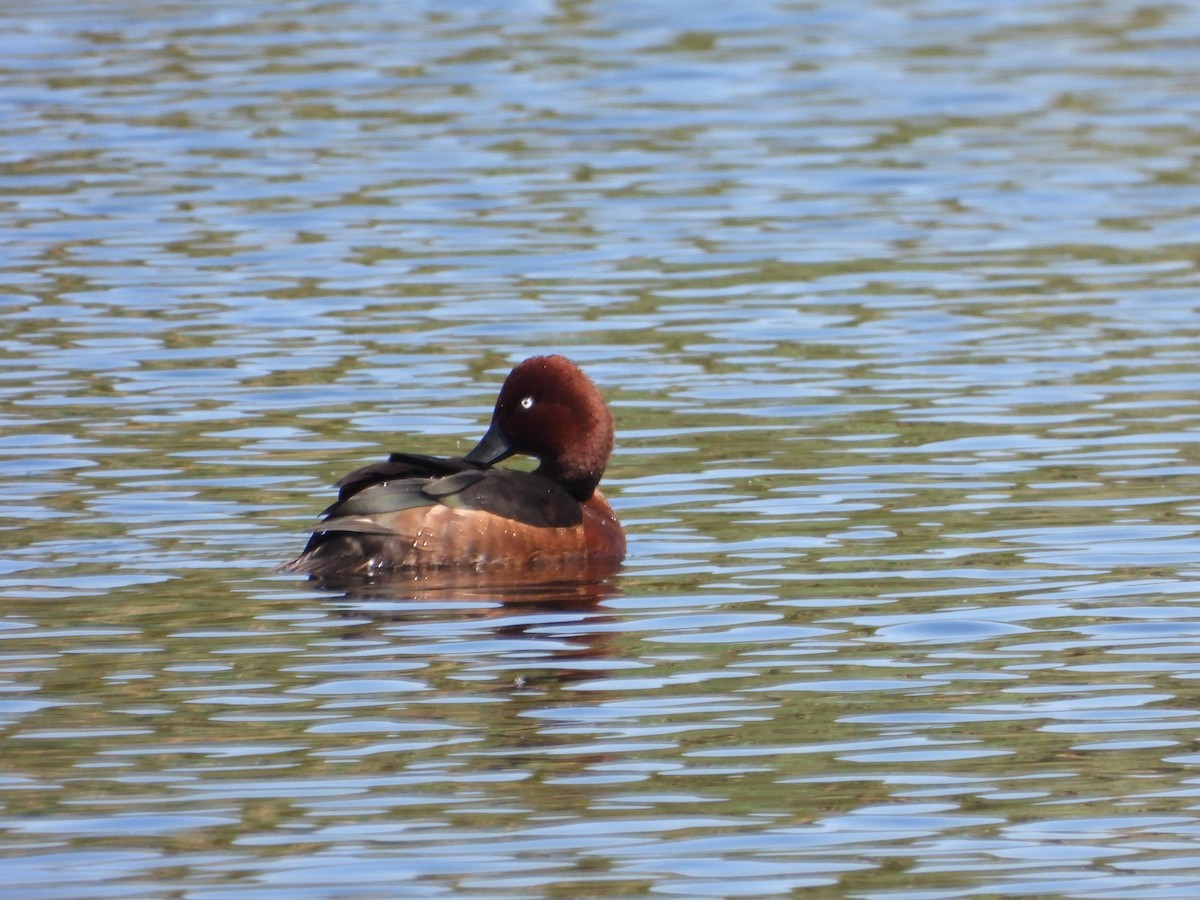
[{"left": 2, "top": 1, "right": 1200, "bottom": 897}]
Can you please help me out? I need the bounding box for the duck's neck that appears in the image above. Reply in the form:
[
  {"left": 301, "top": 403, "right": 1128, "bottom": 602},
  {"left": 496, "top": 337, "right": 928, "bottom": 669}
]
[{"left": 536, "top": 460, "right": 600, "bottom": 502}]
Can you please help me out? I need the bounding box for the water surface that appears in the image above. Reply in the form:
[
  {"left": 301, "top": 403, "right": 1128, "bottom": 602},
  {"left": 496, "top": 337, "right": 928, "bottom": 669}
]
[{"left": 3, "top": 1, "right": 1200, "bottom": 897}]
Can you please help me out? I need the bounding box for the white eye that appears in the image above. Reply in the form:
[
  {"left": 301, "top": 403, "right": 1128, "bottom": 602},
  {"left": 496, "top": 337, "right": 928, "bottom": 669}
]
[{"left": 520, "top": 396, "right": 535, "bottom": 410}]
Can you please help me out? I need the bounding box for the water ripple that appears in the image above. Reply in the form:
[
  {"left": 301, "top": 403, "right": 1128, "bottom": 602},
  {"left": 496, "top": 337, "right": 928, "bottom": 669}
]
[{"left": 3, "top": 0, "right": 1200, "bottom": 897}]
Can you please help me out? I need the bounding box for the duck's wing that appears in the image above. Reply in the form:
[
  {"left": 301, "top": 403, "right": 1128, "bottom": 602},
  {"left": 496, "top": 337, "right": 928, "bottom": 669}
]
[
  {"left": 422, "top": 468, "right": 582, "bottom": 528},
  {"left": 322, "top": 462, "right": 581, "bottom": 530},
  {"left": 332, "top": 452, "right": 473, "bottom": 500},
  {"left": 283, "top": 458, "right": 594, "bottom": 576}
]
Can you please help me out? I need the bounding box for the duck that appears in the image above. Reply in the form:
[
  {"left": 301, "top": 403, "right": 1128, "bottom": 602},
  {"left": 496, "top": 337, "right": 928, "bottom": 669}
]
[{"left": 283, "top": 355, "right": 625, "bottom": 579}]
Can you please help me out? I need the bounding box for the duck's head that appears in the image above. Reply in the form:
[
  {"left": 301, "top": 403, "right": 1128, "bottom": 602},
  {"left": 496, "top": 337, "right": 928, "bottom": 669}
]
[{"left": 465, "top": 355, "right": 615, "bottom": 501}]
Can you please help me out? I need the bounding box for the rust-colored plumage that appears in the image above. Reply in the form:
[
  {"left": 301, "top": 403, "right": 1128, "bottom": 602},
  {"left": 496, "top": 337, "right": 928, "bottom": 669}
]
[{"left": 283, "top": 355, "right": 625, "bottom": 579}]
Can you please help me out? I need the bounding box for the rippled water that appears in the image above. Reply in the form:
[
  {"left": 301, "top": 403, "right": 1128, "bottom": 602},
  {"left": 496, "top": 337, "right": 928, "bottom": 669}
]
[{"left": 3, "top": 1, "right": 1200, "bottom": 897}]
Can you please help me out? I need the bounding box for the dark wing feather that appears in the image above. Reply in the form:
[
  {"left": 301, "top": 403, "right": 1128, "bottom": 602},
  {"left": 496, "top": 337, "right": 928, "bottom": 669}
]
[
  {"left": 316, "top": 455, "right": 582, "bottom": 533},
  {"left": 334, "top": 453, "right": 479, "bottom": 497},
  {"left": 421, "top": 468, "right": 489, "bottom": 499},
  {"left": 387, "top": 452, "right": 475, "bottom": 474},
  {"left": 315, "top": 515, "right": 399, "bottom": 536},
  {"left": 320, "top": 479, "right": 433, "bottom": 518},
  {"left": 430, "top": 468, "right": 582, "bottom": 528}
]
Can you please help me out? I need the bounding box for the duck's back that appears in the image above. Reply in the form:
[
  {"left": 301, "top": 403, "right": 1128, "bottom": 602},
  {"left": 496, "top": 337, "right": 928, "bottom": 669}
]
[{"left": 284, "top": 453, "right": 624, "bottom": 577}]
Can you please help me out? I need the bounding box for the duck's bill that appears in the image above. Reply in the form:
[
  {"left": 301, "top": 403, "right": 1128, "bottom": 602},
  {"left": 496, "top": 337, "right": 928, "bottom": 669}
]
[{"left": 464, "top": 421, "right": 516, "bottom": 466}]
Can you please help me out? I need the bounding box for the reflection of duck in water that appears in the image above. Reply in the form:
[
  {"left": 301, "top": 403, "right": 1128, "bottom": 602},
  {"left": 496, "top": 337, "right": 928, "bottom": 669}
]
[
  {"left": 305, "top": 563, "right": 624, "bottom": 606},
  {"left": 284, "top": 356, "right": 625, "bottom": 583},
  {"left": 314, "top": 565, "right": 626, "bottom": 687}
]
